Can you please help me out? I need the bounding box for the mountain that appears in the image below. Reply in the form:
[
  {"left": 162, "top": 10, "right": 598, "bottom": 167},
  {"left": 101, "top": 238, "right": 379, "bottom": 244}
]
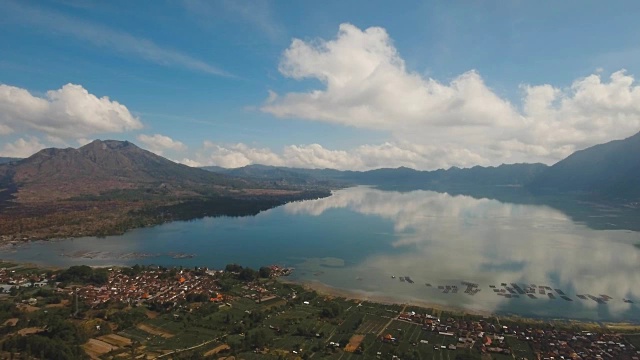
[
  {"left": 204, "top": 132, "right": 640, "bottom": 199},
  {"left": 202, "top": 164, "right": 341, "bottom": 187},
  {"left": 1, "top": 140, "right": 251, "bottom": 202},
  {"left": 204, "top": 163, "right": 548, "bottom": 190},
  {"left": 529, "top": 131, "right": 640, "bottom": 197},
  {"left": 0, "top": 140, "right": 329, "bottom": 241}
]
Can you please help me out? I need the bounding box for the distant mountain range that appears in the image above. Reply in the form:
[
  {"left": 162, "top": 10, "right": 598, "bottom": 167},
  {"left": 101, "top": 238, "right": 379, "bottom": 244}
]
[
  {"left": 204, "top": 131, "right": 640, "bottom": 199},
  {"left": 2, "top": 130, "right": 639, "bottom": 204}
]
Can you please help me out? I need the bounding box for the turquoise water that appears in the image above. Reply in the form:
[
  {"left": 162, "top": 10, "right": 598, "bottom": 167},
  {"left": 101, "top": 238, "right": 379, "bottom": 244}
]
[{"left": 2, "top": 186, "right": 640, "bottom": 321}]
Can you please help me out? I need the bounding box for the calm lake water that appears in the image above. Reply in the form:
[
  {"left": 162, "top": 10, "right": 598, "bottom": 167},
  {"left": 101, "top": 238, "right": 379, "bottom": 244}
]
[{"left": 2, "top": 186, "right": 640, "bottom": 322}]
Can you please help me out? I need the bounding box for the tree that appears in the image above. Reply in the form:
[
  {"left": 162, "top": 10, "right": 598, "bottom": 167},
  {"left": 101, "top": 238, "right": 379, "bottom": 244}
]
[
  {"left": 238, "top": 268, "right": 257, "bottom": 281},
  {"left": 259, "top": 266, "right": 272, "bottom": 278},
  {"left": 225, "top": 264, "right": 243, "bottom": 273}
]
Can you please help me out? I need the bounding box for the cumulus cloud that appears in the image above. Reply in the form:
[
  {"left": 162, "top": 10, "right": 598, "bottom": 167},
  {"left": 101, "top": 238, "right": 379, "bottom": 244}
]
[
  {"left": 188, "top": 141, "right": 488, "bottom": 170},
  {"left": 0, "top": 137, "right": 46, "bottom": 158},
  {"left": 263, "top": 23, "right": 640, "bottom": 166},
  {"left": 0, "top": 83, "right": 142, "bottom": 139},
  {"left": 137, "top": 134, "right": 187, "bottom": 155}
]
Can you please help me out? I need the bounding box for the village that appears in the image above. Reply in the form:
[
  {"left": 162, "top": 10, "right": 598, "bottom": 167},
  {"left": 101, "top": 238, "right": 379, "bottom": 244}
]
[
  {"left": 1, "top": 262, "right": 640, "bottom": 359},
  {"left": 394, "top": 310, "right": 640, "bottom": 360}
]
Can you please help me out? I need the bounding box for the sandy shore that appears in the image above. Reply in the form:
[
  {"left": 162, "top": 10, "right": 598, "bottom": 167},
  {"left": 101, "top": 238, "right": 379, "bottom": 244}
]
[{"left": 279, "top": 278, "right": 494, "bottom": 317}]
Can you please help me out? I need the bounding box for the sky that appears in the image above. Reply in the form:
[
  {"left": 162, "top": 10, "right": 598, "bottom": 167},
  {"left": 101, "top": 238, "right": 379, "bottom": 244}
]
[{"left": 1, "top": 0, "right": 640, "bottom": 170}]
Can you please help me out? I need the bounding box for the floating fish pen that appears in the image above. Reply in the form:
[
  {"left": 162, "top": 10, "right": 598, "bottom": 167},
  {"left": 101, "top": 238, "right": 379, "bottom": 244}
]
[
  {"left": 587, "top": 295, "right": 606, "bottom": 304},
  {"left": 399, "top": 277, "right": 405, "bottom": 282},
  {"left": 599, "top": 294, "right": 612, "bottom": 301},
  {"left": 539, "top": 289, "right": 546, "bottom": 295},
  {"left": 464, "top": 288, "right": 481, "bottom": 296},
  {"left": 548, "top": 293, "right": 556, "bottom": 300},
  {"left": 405, "top": 276, "right": 414, "bottom": 284},
  {"left": 577, "top": 294, "right": 587, "bottom": 300},
  {"left": 527, "top": 294, "right": 537, "bottom": 299},
  {"left": 461, "top": 281, "right": 479, "bottom": 287},
  {"left": 451, "top": 288, "right": 458, "bottom": 294},
  {"left": 561, "top": 296, "right": 573, "bottom": 301},
  {"left": 437, "top": 285, "right": 444, "bottom": 289},
  {"left": 425, "top": 283, "right": 432, "bottom": 287},
  {"left": 505, "top": 294, "right": 512, "bottom": 298},
  {"left": 510, "top": 283, "right": 525, "bottom": 294},
  {"left": 489, "top": 285, "right": 496, "bottom": 288},
  {"left": 554, "top": 289, "right": 566, "bottom": 295},
  {"left": 493, "top": 289, "right": 501, "bottom": 293},
  {"left": 443, "top": 288, "right": 450, "bottom": 294},
  {"left": 624, "top": 299, "right": 634, "bottom": 303},
  {"left": 501, "top": 283, "right": 507, "bottom": 287}
]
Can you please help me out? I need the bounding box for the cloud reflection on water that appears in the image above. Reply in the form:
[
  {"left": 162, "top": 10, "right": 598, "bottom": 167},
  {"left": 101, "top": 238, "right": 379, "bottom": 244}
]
[{"left": 285, "top": 186, "right": 640, "bottom": 319}]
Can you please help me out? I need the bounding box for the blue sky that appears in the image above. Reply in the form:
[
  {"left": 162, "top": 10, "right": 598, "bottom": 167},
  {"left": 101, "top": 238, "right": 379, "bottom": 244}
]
[{"left": 1, "top": 0, "right": 640, "bottom": 169}]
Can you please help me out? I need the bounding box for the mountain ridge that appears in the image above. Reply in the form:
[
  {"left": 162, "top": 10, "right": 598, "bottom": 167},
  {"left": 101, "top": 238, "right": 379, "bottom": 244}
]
[
  {"left": 203, "top": 131, "right": 640, "bottom": 198},
  {"left": 528, "top": 131, "right": 640, "bottom": 197},
  {"left": 0, "top": 140, "right": 329, "bottom": 241}
]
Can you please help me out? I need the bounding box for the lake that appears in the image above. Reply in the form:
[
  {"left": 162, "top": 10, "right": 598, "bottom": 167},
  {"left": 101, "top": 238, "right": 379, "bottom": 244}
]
[{"left": 2, "top": 186, "right": 640, "bottom": 322}]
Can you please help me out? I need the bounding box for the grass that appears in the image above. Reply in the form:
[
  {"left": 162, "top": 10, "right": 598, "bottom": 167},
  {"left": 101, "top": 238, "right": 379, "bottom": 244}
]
[{"left": 504, "top": 336, "right": 535, "bottom": 359}]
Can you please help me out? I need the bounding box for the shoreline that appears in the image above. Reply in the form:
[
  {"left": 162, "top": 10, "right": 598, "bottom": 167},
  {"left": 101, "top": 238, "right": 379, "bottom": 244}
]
[
  {"left": 2, "top": 257, "right": 639, "bottom": 327},
  {"left": 281, "top": 278, "right": 495, "bottom": 317},
  {"left": 278, "top": 278, "right": 640, "bottom": 327}
]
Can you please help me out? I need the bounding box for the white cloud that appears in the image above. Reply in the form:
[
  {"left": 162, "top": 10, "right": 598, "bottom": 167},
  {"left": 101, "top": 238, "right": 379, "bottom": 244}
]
[
  {"left": 0, "top": 124, "right": 12, "bottom": 135},
  {"left": 180, "top": 158, "right": 203, "bottom": 167},
  {"left": 5, "top": 1, "right": 233, "bottom": 77},
  {"left": 77, "top": 138, "right": 93, "bottom": 146},
  {"left": 189, "top": 141, "right": 488, "bottom": 170},
  {"left": 0, "top": 137, "right": 46, "bottom": 158},
  {"left": 263, "top": 23, "right": 640, "bottom": 166},
  {"left": 137, "top": 134, "right": 187, "bottom": 155},
  {"left": 197, "top": 141, "right": 285, "bottom": 168},
  {"left": 0, "top": 83, "right": 142, "bottom": 139}
]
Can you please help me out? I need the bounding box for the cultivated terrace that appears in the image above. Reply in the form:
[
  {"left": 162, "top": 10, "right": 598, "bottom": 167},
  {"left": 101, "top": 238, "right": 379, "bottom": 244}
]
[{"left": 0, "top": 262, "right": 639, "bottom": 359}]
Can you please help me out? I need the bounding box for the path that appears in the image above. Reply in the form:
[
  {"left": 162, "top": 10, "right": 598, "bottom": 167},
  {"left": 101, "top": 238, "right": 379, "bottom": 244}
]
[{"left": 377, "top": 304, "right": 407, "bottom": 337}]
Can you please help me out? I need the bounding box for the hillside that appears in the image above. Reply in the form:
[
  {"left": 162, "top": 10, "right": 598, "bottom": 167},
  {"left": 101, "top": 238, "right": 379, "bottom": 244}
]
[
  {"left": 0, "top": 140, "right": 329, "bottom": 241},
  {"left": 204, "top": 132, "right": 640, "bottom": 199},
  {"left": 205, "top": 163, "right": 549, "bottom": 189},
  {"left": 529, "top": 131, "right": 640, "bottom": 197},
  {"left": 2, "top": 140, "right": 252, "bottom": 202}
]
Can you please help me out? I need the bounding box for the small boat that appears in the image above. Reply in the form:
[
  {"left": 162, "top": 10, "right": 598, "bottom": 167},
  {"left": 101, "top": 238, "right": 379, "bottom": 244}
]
[{"left": 391, "top": 275, "right": 396, "bottom": 279}]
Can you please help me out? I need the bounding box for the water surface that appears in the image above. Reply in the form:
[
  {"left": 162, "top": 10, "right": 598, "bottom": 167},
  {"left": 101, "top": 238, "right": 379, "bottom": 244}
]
[{"left": 2, "top": 186, "right": 639, "bottom": 321}]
